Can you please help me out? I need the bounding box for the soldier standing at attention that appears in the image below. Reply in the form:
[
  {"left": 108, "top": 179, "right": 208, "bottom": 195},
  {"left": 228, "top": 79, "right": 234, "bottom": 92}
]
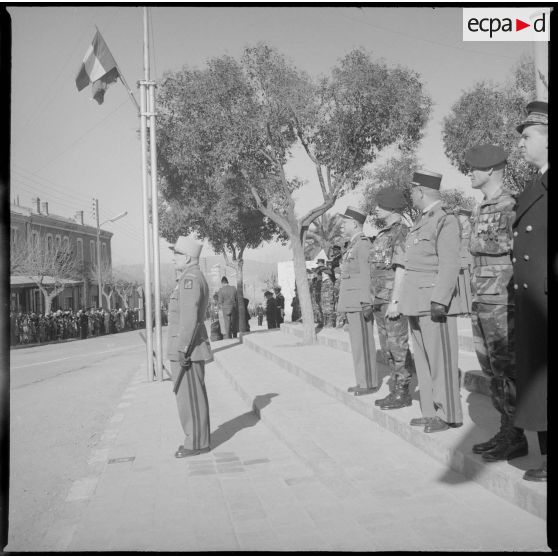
[
  {"left": 369, "top": 188, "right": 415, "bottom": 411},
  {"left": 217, "top": 276, "right": 237, "bottom": 339},
  {"left": 398, "top": 170, "right": 463, "bottom": 433},
  {"left": 465, "top": 144, "right": 527, "bottom": 462},
  {"left": 513, "top": 101, "right": 548, "bottom": 482},
  {"left": 167, "top": 236, "right": 213, "bottom": 458},
  {"left": 337, "top": 207, "right": 378, "bottom": 396}
]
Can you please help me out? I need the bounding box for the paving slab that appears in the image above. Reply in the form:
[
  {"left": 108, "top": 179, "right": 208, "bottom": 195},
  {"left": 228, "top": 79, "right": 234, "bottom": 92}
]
[{"left": 224, "top": 328, "right": 546, "bottom": 520}]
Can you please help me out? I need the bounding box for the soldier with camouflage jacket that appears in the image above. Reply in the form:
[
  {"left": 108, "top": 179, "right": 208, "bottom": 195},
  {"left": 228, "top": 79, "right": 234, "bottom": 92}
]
[
  {"left": 370, "top": 188, "right": 416, "bottom": 410},
  {"left": 319, "top": 265, "right": 336, "bottom": 327},
  {"left": 465, "top": 145, "right": 527, "bottom": 462}
]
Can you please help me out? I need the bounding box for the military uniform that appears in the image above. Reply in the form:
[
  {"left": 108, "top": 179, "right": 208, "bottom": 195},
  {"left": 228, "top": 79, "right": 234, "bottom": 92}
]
[
  {"left": 337, "top": 219, "right": 378, "bottom": 392},
  {"left": 320, "top": 269, "right": 336, "bottom": 327},
  {"left": 455, "top": 211, "right": 474, "bottom": 316},
  {"left": 369, "top": 219, "right": 414, "bottom": 395},
  {"left": 275, "top": 291, "right": 285, "bottom": 326},
  {"left": 167, "top": 258, "right": 213, "bottom": 453},
  {"left": 399, "top": 172, "right": 463, "bottom": 429},
  {"left": 217, "top": 281, "right": 238, "bottom": 338},
  {"left": 310, "top": 275, "right": 323, "bottom": 326}
]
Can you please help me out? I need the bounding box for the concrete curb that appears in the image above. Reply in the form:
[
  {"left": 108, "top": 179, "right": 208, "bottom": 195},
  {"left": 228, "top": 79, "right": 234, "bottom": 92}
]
[
  {"left": 280, "top": 322, "right": 490, "bottom": 397},
  {"left": 226, "top": 331, "right": 546, "bottom": 520}
]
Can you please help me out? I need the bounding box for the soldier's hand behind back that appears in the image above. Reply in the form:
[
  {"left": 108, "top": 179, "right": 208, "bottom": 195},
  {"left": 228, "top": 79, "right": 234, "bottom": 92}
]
[
  {"left": 178, "top": 351, "right": 192, "bottom": 368},
  {"left": 430, "top": 302, "right": 448, "bottom": 323}
]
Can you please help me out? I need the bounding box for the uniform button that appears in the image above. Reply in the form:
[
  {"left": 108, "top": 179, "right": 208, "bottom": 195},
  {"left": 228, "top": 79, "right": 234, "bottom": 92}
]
[
  {"left": 523, "top": 283, "right": 528, "bottom": 289},
  {"left": 524, "top": 255, "right": 530, "bottom": 261},
  {"left": 514, "top": 284, "right": 519, "bottom": 290},
  {"left": 512, "top": 257, "right": 517, "bottom": 263},
  {"left": 513, "top": 231, "right": 518, "bottom": 237},
  {"left": 526, "top": 225, "right": 533, "bottom": 232}
]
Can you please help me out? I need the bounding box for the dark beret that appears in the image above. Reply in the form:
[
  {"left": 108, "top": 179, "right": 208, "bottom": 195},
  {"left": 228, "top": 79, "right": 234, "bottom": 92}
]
[
  {"left": 517, "top": 100, "right": 548, "bottom": 133},
  {"left": 264, "top": 291, "right": 272, "bottom": 297},
  {"left": 464, "top": 144, "right": 508, "bottom": 170},
  {"left": 376, "top": 187, "right": 407, "bottom": 211},
  {"left": 339, "top": 206, "right": 367, "bottom": 225}
]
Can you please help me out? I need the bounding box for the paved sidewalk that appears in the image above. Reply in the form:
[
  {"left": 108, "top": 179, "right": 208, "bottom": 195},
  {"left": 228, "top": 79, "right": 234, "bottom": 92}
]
[{"left": 36, "top": 333, "right": 548, "bottom": 552}]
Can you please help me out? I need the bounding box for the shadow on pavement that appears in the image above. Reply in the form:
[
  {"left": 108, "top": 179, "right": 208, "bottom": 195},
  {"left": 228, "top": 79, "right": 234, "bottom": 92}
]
[{"left": 210, "top": 393, "right": 278, "bottom": 450}]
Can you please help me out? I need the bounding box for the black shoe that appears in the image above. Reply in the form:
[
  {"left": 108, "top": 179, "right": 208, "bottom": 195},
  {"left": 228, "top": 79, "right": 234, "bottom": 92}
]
[
  {"left": 472, "top": 414, "right": 510, "bottom": 454},
  {"left": 353, "top": 386, "right": 379, "bottom": 396},
  {"left": 380, "top": 394, "right": 412, "bottom": 410},
  {"left": 347, "top": 385, "right": 361, "bottom": 393},
  {"left": 424, "top": 417, "right": 449, "bottom": 433},
  {"left": 175, "top": 446, "right": 211, "bottom": 458},
  {"left": 482, "top": 433, "right": 528, "bottom": 462},
  {"left": 375, "top": 392, "right": 395, "bottom": 406},
  {"left": 523, "top": 460, "right": 547, "bottom": 482},
  {"left": 410, "top": 417, "right": 432, "bottom": 426}
]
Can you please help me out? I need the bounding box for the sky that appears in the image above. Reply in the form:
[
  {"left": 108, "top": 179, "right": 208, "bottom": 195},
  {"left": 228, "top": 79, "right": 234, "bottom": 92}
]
[{"left": 9, "top": 6, "right": 533, "bottom": 266}]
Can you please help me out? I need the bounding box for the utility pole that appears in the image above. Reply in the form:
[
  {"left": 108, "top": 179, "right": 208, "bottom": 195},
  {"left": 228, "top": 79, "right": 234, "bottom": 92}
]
[{"left": 94, "top": 198, "right": 102, "bottom": 309}]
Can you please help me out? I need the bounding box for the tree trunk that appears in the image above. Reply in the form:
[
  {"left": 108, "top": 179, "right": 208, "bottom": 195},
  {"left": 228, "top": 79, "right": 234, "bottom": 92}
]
[
  {"left": 102, "top": 290, "right": 112, "bottom": 310},
  {"left": 235, "top": 259, "right": 248, "bottom": 333},
  {"left": 291, "top": 234, "right": 316, "bottom": 344}
]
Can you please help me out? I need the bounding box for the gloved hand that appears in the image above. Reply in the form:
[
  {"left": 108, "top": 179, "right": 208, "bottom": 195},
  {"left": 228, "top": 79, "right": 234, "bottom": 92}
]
[
  {"left": 361, "top": 303, "right": 374, "bottom": 322},
  {"left": 178, "top": 351, "right": 192, "bottom": 368},
  {"left": 430, "top": 302, "right": 448, "bottom": 323}
]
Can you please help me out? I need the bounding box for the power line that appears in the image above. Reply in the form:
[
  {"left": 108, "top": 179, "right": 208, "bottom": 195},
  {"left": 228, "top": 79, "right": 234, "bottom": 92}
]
[{"left": 335, "top": 8, "right": 518, "bottom": 61}]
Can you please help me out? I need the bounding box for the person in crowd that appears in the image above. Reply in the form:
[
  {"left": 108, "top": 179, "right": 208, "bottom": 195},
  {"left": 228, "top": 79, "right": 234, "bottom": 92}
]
[
  {"left": 243, "top": 297, "right": 251, "bottom": 332},
  {"left": 319, "top": 265, "right": 336, "bottom": 327},
  {"left": 512, "top": 101, "right": 548, "bottom": 482},
  {"left": 167, "top": 235, "right": 212, "bottom": 459},
  {"left": 333, "top": 268, "right": 345, "bottom": 328},
  {"left": 336, "top": 206, "right": 378, "bottom": 396},
  {"left": 329, "top": 244, "right": 343, "bottom": 271},
  {"left": 396, "top": 170, "right": 463, "bottom": 433},
  {"left": 309, "top": 267, "right": 323, "bottom": 327},
  {"left": 464, "top": 144, "right": 527, "bottom": 462},
  {"left": 369, "top": 187, "right": 416, "bottom": 411},
  {"left": 264, "top": 290, "right": 278, "bottom": 329},
  {"left": 290, "top": 287, "right": 301, "bottom": 323},
  {"left": 274, "top": 286, "right": 285, "bottom": 326},
  {"left": 256, "top": 302, "right": 264, "bottom": 326},
  {"left": 209, "top": 293, "right": 223, "bottom": 341},
  {"left": 217, "top": 276, "right": 238, "bottom": 339}
]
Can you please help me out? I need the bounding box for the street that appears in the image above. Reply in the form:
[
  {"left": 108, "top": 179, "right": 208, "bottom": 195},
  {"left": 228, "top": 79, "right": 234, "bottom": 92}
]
[{"left": 9, "top": 330, "right": 146, "bottom": 550}]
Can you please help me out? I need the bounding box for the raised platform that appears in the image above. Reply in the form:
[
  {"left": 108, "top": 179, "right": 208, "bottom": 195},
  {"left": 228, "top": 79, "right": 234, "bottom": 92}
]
[{"left": 214, "top": 328, "right": 546, "bottom": 520}]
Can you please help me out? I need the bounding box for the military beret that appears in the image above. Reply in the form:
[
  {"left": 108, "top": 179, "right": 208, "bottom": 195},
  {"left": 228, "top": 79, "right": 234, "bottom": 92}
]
[
  {"left": 376, "top": 187, "right": 407, "bottom": 211},
  {"left": 411, "top": 169, "right": 442, "bottom": 190},
  {"left": 464, "top": 144, "right": 508, "bottom": 170},
  {"left": 339, "top": 206, "right": 367, "bottom": 225},
  {"left": 517, "top": 100, "right": 548, "bottom": 133}
]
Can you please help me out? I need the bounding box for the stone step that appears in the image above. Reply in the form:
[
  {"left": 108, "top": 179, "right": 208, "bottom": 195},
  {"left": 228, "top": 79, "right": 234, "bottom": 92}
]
[
  {"left": 280, "top": 321, "right": 490, "bottom": 397},
  {"left": 230, "top": 329, "right": 545, "bottom": 520}
]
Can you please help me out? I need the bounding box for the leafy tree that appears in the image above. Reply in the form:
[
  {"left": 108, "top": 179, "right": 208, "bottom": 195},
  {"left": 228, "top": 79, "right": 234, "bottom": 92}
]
[
  {"left": 442, "top": 54, "right": 537, "bottom": 193},
  {"left": 157, "top": 170, "right": 283, "bottom": 332},
  {"left": 157, "top": 44, "right": 431, "bottom": 343},
  {"left": 305, "top": 213, "right": 343, "bottom": 260}
]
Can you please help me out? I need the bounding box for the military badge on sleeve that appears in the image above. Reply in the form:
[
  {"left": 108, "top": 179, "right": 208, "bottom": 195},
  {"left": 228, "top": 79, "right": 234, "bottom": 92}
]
[{"left": 184, "top": 279, "right": 193, "bottom": 289}]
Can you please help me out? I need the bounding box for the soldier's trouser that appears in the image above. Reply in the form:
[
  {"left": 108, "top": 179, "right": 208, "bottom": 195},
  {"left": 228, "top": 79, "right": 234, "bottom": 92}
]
[
  {"left": 322, "top": 309, "right": 336, "bottom": 328},
  {"left": 312, "top": 302, "right": 323, "bottom": 325},
  {"left": 346, "top": 311, "right": 378, "bottom": 389},
  {"left": 373, "top": 303, "right": 414, "bottom": 384},
  {"left": 222, "top": 311, "right": 234, "bottom": 338},
  {"left": 471, "top": 303, "right": 516, "bottom": 419},
  {"left": 170, "top": 360, "right": 210, "bottom": 450},
  {"left": 409, "top": 315, "right": 462, "bottom": 424}
]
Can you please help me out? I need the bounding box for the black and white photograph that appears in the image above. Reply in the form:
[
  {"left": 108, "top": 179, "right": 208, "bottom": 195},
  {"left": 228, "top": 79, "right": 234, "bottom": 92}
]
[{"left": 5, "top": 4, "right": 550, "bottom": 553}]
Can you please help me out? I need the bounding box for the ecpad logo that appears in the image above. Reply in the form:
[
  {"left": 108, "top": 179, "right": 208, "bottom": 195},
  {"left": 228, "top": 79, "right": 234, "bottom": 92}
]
[{"left": 463, "top": 8, "right": 550, "bottom": 41}]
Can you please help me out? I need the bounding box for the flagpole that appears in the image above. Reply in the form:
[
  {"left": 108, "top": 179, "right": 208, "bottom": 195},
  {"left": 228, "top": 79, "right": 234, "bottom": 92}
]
[
  {"left": 118, "top": 73, "right": 140, "bottom": 113},
  {"left": 140, "top": 8, "right": 154, "bottom": 382}
]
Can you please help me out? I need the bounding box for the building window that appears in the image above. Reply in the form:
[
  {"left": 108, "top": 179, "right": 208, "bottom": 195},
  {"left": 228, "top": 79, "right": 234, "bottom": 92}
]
[
  {"left": 32, "top": 231, "right": 39, "bottom": 248},
  {"left": 76, "top": 238, "right": 83, "bottom": 262},
  {"left": 55, "top": 235, "right": 61, "bottom": 249},
  {"left": 90, "top": 240, "right": 96, "bottom": 263},
  {"left": 46, "top": 234, "right": 53, "bottom": 252},
  {"left": 101, "top": 242, "right": 107, "bottom": 264},
  {"left": 10, "top": 227, "right": 17, "bottom": 249},
  {"left": 63, "top": 236, "right": 69, "bottom": 250}
]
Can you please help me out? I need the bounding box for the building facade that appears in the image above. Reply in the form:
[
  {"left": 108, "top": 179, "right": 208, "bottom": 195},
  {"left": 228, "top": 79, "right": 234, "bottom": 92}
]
[{"left": 10, "top": 198, "right": 113, "bottom": 313}]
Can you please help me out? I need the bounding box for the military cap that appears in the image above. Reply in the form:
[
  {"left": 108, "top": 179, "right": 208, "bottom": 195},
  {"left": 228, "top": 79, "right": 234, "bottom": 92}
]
[
  {"left": 169, "top": 236, "right": 203, "bottom": 258},
  {"left": 464, "top": 144, "right": 508, "bottom": 170},
  {"left": 376, "top": 187, "right": 407, "bottom": 211},
  {"left": 411, "top": 169, "right": 442, "bottom": 190},
  {"left": 263, "top": 290, "right": 273, "bottom": 297},
  {"left": 516, "top": 100, "right": 548, "bottom": 133},
  {"left": 339, "top": 206, "right": 367, "bottom": 225}
]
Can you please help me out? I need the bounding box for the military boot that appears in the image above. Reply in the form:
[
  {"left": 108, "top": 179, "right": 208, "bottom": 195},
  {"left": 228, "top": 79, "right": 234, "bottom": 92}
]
[
  {"left": 380, "top": 380, "right": 412, "bottom": 410},
  {"left": 375, "top": 386, "right": 396, "bottom": 407},
  {"left": 472, "top": 413, "right": 509, "bottom": 454},
  {"left": 482, "top": 426, "right": 528, "bottom": 462}
]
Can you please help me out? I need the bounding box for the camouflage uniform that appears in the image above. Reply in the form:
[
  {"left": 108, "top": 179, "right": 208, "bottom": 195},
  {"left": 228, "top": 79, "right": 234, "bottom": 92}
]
[
  {"left": 310, "top": 276, "right": 323, "bottom": 326},
  {"left": 320, "top": 271, "right": 336, "bottom": 327},
  {"left": 370, "top": 221, "right": 414, "bottom": 388},
  {"left": 469, "top": 189, "right": 519, "bottom": 430}
]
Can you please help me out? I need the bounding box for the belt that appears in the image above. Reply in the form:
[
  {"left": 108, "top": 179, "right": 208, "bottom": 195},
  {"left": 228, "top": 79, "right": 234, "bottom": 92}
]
[{"left": 473, "top": 255, "right": 511, "bottom": 266}]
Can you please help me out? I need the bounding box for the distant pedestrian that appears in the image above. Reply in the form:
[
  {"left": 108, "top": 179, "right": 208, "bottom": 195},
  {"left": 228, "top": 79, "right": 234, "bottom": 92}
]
[
  {"left": 264, "top": 291, "right": 278, "bottom": 329},
  {"left": 274, "top": 286, "right": 285, "bottom": 326},
  {"left": 290, "top": 288, "right": 301, "bottom": 322},
  {"left": 256, "top": 303, "right": 264, "bottom": 326},
  {"left": 217, "top": 276, "right": 237, "bottom": 339}
]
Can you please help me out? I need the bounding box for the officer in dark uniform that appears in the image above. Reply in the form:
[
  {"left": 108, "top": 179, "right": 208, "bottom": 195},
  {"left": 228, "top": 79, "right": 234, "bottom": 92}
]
[
  {"left": 167, "top": 236, "right": 213, "bottom": 458},
  {"left": 274, "top": 286, "right": 285, "bottom": 326},
  {"left": 369, "top": 188, "right": 415, "bottom": 410},
  {"left": 264, "top": 291, "right": 278, "bottom": 329},
  {"left": 398, "top": 170, "right": 463, "bottom": 433},
  {"left": 465, "top": 144, "right": 527, "bottom": 461},
  {"left": 337, "top": 206, "right": 378, "bottom": 396},
  {"left": 513, "top": 101, "right": 548, "bottom": 482}
]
